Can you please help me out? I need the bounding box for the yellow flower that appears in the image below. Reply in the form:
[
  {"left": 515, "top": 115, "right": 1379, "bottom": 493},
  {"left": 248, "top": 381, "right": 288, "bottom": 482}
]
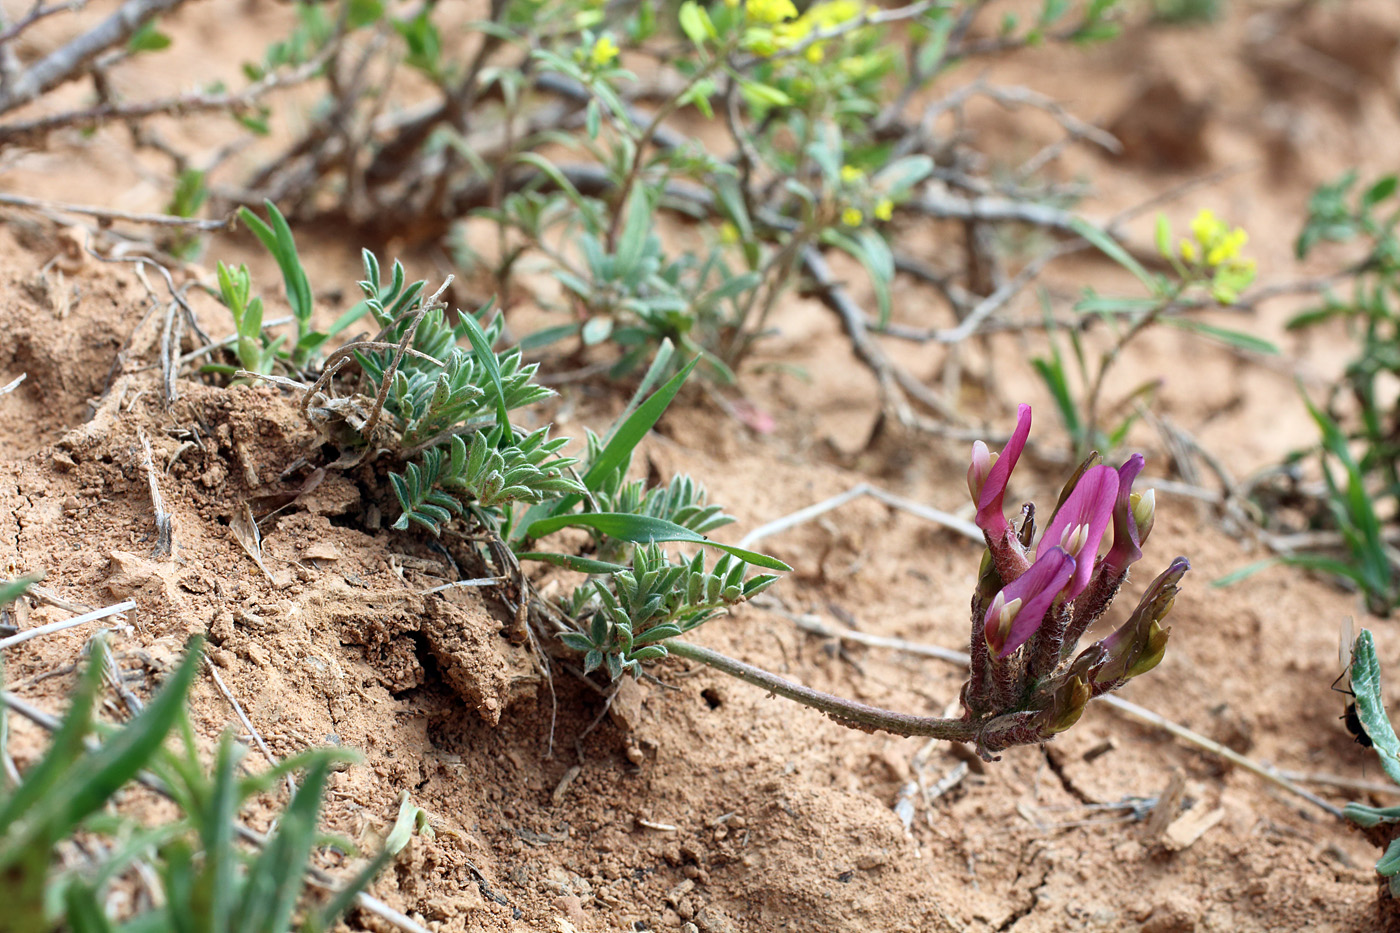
[
  {"left": 590, "top": 35, "right": 619, "bottom": 67},
  {"left": 1184, "top": 208, "right": 1250, "bottom": 269},
  {"left": 874, "top": 198, "right": 893, "bottom": 222},
  {"left": 840, "top": 165, "right": 864, "bottom": 184},
  {"left": 842, "top": 207, "right": 863, "bottom": 227},
  {"left": 747, "top": 0, "right": 798, "bottom": 24},
  {"left": 719, "top": 221, "right": 741, "bottom": 245},
  {"left": 1190, "top": 208, "right": 1223, "bottom": 245},
  {"left": 806, "top": 0, "right": 863, "bottom": 28}
]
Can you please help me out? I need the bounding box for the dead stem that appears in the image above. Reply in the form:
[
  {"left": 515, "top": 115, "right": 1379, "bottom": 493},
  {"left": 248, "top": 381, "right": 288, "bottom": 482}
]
[
  {"left": 0, "top": 599, "right": 136, "bottom": 651},
  {"left": 137, "top": 428, "right": 173, "bottom": 558}
]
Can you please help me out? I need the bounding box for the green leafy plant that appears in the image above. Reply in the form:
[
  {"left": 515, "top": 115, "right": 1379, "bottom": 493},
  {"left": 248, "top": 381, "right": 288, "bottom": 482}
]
[
  {"left": 0, "top": 633, "right": 425, "bottom": 933},
  {"left": 1338, "top": 629, "right": 1400, "bottom": 901},
  {"left": 1035, "top": 212, "right": 1270, "bottom": 456},
  {"left": 1275, "top": 172, "right": 1400, "bottom": 613},
  {"left": 206, "top": 202, "right": 369, "bottom": 380}
]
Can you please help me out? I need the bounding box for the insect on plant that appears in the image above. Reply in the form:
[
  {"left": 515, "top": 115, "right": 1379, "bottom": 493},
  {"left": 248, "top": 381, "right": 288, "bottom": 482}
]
[{"left": 1336, "top": 617, "right": 1374, "bottom": 748}]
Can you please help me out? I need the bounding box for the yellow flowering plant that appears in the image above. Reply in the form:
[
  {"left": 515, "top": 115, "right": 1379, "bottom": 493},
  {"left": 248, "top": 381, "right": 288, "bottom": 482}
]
[{"left": 1030, "top": 212, "right": 1274, "bottom": 457}]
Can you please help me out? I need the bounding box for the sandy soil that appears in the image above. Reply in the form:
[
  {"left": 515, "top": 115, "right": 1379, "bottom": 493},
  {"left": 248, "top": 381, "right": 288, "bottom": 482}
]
[{"left": 4, "top": 1, "right": 1400, "bottom": 931}]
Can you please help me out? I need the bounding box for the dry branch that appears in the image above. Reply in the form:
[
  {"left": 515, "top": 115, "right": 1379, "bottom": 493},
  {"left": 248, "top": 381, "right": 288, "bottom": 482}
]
[{"left": 0, "top": 0, "right": 196, "bottom": 115}]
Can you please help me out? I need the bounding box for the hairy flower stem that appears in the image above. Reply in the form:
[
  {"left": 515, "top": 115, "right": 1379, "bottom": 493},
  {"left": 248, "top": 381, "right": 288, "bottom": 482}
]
[{"left": 664, "top": 639, "right": 977, "bottom": 742}]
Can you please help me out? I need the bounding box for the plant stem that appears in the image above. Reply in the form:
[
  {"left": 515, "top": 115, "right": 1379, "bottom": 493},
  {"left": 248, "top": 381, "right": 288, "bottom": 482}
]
[{"left": 664, "top": 638, "right": 977, "bottom": 742}]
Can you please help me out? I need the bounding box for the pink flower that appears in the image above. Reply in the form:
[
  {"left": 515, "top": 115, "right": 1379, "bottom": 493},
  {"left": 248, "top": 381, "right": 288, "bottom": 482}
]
[
  {"left": 1101, "top": 454, "right": 1145, "bottom": 581},
  {"left": 1037, "top": 464, "right": 1118, "bottom": 600},
  {"left": 984, "top": 546, "right": 1076, "bottom": 658},
  {"left": 972, "top": 404, "right": 1032, "bottom": 545}
]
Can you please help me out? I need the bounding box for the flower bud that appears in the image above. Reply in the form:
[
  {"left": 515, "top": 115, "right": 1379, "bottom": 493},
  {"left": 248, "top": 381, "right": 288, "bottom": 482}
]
[
  {"left": 1132, "top": 489, "right": 1156, "bottom": 545},
  {"left": 1036, "top": 674, "right": 1091, "bottom": 735},
  {"left": 1093, "top": 557, "right": 1188, "bottom": 688},
  {"left": 974, "top": 404, "right": 1031, "bottom": 543},
  {"left": 968, "top": 441, "right": 993, "bottom": 505},
  {"left": 983, "top": 591, "right": 1021, "bottom": 656},
  {"left": 1125, "top": 619, "right": 1170, "bottom": 680}
]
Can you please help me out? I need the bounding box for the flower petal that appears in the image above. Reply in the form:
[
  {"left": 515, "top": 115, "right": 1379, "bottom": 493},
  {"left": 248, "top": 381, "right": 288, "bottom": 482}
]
[
  {"left": 975, "top": 404, "right": 1032, "bottom": 541},
  {"left": 986, "top": 546, "right": 1075, "bottom": 658},
  {"left": 1102, "top": 454, "right": 1145, "bottom": 579},
  {"left": 1038, "top": 464, "right": 1118, "bottom": 599}
]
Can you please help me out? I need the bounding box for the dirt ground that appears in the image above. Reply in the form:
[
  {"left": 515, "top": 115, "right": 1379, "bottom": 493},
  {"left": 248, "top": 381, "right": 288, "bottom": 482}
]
[{"left": 4, "top": 1, "right": 1400, "bottom": 930}]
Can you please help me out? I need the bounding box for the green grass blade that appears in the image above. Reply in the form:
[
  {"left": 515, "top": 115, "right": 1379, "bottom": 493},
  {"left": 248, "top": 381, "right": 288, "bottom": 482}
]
[
  {"left": 1070, "top": 216, "right": 1156, "bottom": 290},
  {"left": 523, "top": 512, "right": 791, "bottom": 572},
  {"left": 4, "top": 638, "right": 202, "bottom": 852},
  {"left": 581, "top": 356, "right": 699, "bottom": 494},
  {"left": 608, "top": 339, "right": 676, "bottom": 443},
  {"left": 514, "top": 552, "right": 629, "bottom": 574},
  {"left": 63, "top": 882, "right": 116, "bottom": 933},
  {"left": 1160, "top": 316, "right": 1280, "bottom": 355},
  {"left": 1208, "top": 558, "right": 1280, "bottom": 588},
  {"left": 234, "top": 756, "right": 335, "bottom": 933},
  {"left": 307, "top": 794, "right": 430, "bottom": 933},
  {"left": 194, "top": 734, "right": 240, "bottom": 933},
  {"left": 0, "top": 635, "right": 106, "bottom": 834},
  {"left": 0, "top": 575, "right": 37, "bottom": 605},
  {"left": 458, "top": 307, "right": 511, "bottom": 433}
]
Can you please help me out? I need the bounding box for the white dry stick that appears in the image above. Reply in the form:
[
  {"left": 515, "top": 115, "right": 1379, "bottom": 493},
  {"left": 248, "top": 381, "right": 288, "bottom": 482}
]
[
  {"left": 204, "top": 657, "right": 294, "bottom": 796},
  {"left": 0, "top": 192, "right": 230, "bottom": 230},
  {"left": 1275, "top": 770, "right": 1400, "bottom": 797},
  {"left": 0, "top": 0, "right": 193, "bottom": 113},
  {"left": 0, "top": 599, "right": 136, "bottom": 651},
  {"left": 417, "top": 577, "right": 509, "bottom": 596},
  {"left": 138, "top": 428, "right": 173, "bottom": 558},
  {"left": 737, "top": 482, "right": 981, "bottom": 552},
  {"left": 0, "top": 372, "right": 25, "bottom": 397}
]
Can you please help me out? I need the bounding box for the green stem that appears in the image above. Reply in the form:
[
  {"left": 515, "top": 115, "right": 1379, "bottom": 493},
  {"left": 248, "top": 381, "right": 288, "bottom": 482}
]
[{"left": 664, "top": 639, "right": 977, "bottom": 742}]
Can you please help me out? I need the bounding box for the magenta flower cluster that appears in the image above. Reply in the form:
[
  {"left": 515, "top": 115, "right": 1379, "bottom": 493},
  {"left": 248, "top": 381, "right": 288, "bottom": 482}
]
[{"left": 961, "top": 405, "right": 1187, "bottom": 753}]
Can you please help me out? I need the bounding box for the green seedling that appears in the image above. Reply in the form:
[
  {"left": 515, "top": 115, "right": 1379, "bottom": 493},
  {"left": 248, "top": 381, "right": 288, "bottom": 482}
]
[{"left": 0, "top": 633, "right": 426, "bottom": 933}]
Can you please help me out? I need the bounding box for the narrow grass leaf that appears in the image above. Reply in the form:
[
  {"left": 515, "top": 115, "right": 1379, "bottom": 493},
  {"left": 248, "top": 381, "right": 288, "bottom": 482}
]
[
  {"left": 233, "top": 757, "right": 334, "bottom": 933},
  {"left": 515, "top": 552, "right": 628, "bottom": 574},
  {"left": 458, "top": 308, "right": 511, "bottom": 433},
  {"left": 524, "top": 512, "right": 790, "bottom": 571},
  {"left": 582, "top": 355, "right": 699, "bottom": 493},
  {"left": 0, "top": 635, "right": 106, "bottom": 835},
  {"left": 1070, "top": 216, "right": 1156, "bottom": 290},
  {"left": 1161, "top": 317, "right": 1279, "bottom": 355},
  {"left": 62, "top": 883, "right": 116, "bottom": 933}
]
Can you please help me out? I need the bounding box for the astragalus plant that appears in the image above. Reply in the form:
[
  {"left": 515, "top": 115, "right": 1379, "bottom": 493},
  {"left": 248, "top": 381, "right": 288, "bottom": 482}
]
[{"left": 660, "top": 405, "right": 1187, "bottom": 759}]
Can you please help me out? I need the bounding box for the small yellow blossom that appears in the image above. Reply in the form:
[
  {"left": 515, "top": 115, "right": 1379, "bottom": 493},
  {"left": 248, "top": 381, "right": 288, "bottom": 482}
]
[
  {"left": 841, "top": 207, "right": 863, "bottom": 227},
  {"left": 807, "top": 0, "right": 863, "bottom": 28},
  {"left": 840, "top": 165, "right": 864, "bottom": 184},
  {"left": 590, "top": 35, "right": 619, "bottom": 67},
  {"left": 1175, "top": 209, "right": 1255, "bottom": 304},
  {"left": 1183, "top": 209, "right": 1249, "bottom": 269},
  {"left": 747, "top": 0, "right": 798, "bottom": 24},
  {"left": 1190, "top": 208, "right": 1223, "bottom": 245},
  {"left": 874, "top": 198, "right": 894, "bottom": 222},
  {"left": 719, "top": 221, "right": 741, "bottom": 245}
]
